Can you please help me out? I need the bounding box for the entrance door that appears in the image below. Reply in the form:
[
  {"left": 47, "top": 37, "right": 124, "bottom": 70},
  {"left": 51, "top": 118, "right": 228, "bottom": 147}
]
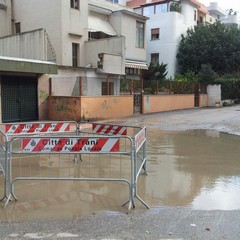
[
  {"left": 134, "top": 93, "right": 142, "bottom": 114},
  {"left": 194, "top": 83, "right": 207, "bottom": 107},
  {"left": 1, "top": 76, "right": 38, "bottom": 123}
]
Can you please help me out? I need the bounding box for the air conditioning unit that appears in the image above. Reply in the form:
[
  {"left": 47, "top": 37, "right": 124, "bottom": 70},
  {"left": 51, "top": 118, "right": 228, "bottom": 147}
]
[{"left": 97, "top": 61, "right": 103, "bottom": 69}]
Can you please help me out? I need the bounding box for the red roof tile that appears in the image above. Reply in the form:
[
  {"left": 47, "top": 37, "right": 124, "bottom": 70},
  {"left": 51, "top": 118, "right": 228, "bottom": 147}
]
[{"left": 127, "top": 0, "right": 146, "bottom": 8}]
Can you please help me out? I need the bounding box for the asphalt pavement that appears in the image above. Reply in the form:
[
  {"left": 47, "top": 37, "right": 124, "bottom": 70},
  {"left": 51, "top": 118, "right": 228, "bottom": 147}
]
[{"left": 1, "top": 207, "right": 240, "bottom": 239}]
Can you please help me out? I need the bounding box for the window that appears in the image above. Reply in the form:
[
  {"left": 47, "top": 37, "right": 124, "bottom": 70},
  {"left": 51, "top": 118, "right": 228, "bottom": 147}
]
[
  {"left": 125, "top": 68, "right": 141, "bottom": 75},
  {"left": 136, "top": 21, "right": 144, "bottom": 48},
  {"left": 151, "top": 28, "right": 159, "bottom": 40},
  {"left": 155, "top": 3, "right": 168, "bottom": 14},
  {"left": 194, "top": 9, "right": 197, "bottom": 21},
  {"left": 15, "top": 22, "right": 21, "bottom": 34},
  {"left": 110, "top": 0, "right": 119, "bottom": 3},
  {"left": 70, "top": 0, "right": 79, "bottom": 9},
  {"left": 102, "top": 82, "right": 114, "bottom": 95},
  {"left": 143, "top": 6, "right": 154, "bottom": 16},
  {"left": 72, "top": 43, "right": 79, "bottom": 67},
  {"left": 151, "top": 53, "right": 159, "bottom": 65}
]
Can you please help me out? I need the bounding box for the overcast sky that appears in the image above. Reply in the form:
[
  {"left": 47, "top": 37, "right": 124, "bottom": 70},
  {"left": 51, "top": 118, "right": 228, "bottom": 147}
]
[{"left": 199, "top": 0, "right": 240, "bottom": 14}]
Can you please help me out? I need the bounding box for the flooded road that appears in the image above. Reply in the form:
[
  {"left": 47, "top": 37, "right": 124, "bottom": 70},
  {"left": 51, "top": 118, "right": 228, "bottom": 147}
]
[
  {"left": 140, "top": 129, "right": 240, "bottom": 211},
  {"left": 1, "top": 127, "right": 240, "bottom": 222}
]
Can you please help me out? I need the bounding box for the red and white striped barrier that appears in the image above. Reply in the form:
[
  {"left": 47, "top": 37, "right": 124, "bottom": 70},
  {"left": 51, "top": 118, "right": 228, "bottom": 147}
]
[
  {"left": 92, "top": 123, "right": 127, "bottom": 136},
  {"left": 135, "top": 128, "right": 146, "bottom": 152},
  {"left": 21, "top": 137, "right": 120, "bottom": 153},
  {"left": 5, "top": 123, "right": 71, "bottom": 135}
]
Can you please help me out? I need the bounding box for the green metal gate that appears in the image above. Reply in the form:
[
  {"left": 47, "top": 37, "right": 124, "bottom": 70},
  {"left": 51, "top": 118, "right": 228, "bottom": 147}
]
[{"left": 1, "top": 76, "right": 38, "bottom": 123}]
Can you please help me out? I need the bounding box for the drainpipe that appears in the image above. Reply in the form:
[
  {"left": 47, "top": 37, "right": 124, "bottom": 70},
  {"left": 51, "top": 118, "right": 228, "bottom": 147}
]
[
  {"left": 107, "top": 77, "right": 110, "bottom": 95},
  {"left": 11, "top": 0, "right": 15, "bottom": 34},
  {"left": 49, "top": 78, "right": 52, "bottom": 96},
  {"left": 79, "top": 77, "right": 82, "bottom": 96}
]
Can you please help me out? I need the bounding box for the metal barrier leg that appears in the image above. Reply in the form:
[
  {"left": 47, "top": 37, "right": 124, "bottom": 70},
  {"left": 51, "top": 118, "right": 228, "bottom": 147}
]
[
  {"left": 3, "top": 194, "right": 11, "bottom": 208},
  {"left": 143, "top": 141, "right": 147, "bottom": 174},
  {"left": 137, "top": 156, "right": 148, "bottom": 175},
  {"left": 4, "top": 154, "right": 17, "bottom": 208},
  {"left": 4, "top": 181, "right": 18, "bottom": 208},
  {"left": 0, "top": 147, "right": 8, "bottom": 202},
  {"left": 10, "top": 181, "right": 18, "bottom": 201},
  {"left": 135, "top": 194, "right": 150, "bottom": 209},
  {"left": 132, "top": 148, "right": 149, "bottom": 209},
  {"left": 0, "top": 164, "right": 5, "bottom": 201},
  {"left": 122, "top": 194, "right": 135, "bottom": 210},
  {"left": 122, "top": 186, "right": 150, "bottom": 209},
  {"left": 73, "top": 154, "right": 83, "bottom": 163},
  {"left": 122, "top": 184, "right": 149, "bottom": 209}
]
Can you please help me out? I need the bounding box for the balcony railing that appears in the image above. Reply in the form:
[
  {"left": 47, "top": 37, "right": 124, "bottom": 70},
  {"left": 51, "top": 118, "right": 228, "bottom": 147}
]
[{"left": 0, "top": 28, "right": 56, "bottom": 62}]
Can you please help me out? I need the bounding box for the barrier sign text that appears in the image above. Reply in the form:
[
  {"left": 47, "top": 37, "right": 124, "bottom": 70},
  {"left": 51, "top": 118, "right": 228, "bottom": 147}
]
[{"left": 21, "top": 137, "right": 120, "bottom": 153}]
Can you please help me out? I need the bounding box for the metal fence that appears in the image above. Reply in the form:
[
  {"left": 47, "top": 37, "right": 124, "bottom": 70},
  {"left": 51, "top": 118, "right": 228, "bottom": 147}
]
[
  {"left": 0, "top": 129, "right": 7, "bottom": 201},
  {"left": 0, "top": 121, "right": 148, "bottom": 210},
  {"left": 0, "top": 121, "right": 78, "bottom": 203}
]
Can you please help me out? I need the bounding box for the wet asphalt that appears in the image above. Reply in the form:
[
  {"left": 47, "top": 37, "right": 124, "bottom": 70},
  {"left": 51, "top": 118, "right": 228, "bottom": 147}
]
[
  {"left": 1, "top": 105, "right": 240, "bottom": 240},
  {"left": 1, "top": 207, "right": 240, "bottom": 239}
]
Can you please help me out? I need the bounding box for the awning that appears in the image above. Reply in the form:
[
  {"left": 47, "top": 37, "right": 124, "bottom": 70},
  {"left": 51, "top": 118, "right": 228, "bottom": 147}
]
[
  {"left": 125, "top": 60, "right": 148, "bottom": 70},
  {"left": 88, "top": 15, "right": 117, "bottom": 36}
]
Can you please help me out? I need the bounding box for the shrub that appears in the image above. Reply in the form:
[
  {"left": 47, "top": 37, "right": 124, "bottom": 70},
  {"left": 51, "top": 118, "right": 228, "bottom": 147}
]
[
  {"left": 215, "top": 77, "right": 240, "bottom": 100},
  {"left": 197, "top": 64, "right": 217, "bottom": 85}
]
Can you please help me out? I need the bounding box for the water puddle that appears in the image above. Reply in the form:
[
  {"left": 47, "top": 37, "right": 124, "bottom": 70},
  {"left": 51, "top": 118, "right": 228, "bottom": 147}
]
[
  {"left": 140, "top": 129, "right": 240, "bottom": 210},
  {"left": 1, "top": 129, "right": 240, "bottom": 222}
]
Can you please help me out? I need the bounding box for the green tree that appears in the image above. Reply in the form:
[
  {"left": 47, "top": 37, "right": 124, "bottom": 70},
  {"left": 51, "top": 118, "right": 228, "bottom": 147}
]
[
  {"left": 170, "top": 3, "right": 182, "bottom": 13},
  {"left": 174, "top": 71, "right": 197, "bottom": 82},
  {"left": 177, "top": 22, "right": 240, "bottom": 75},
  {"left": 142, "top": 62, "right": 168, "bottom": 93},
  {"left": 197, "top": 64, "right": 217, "bottom": 84}
]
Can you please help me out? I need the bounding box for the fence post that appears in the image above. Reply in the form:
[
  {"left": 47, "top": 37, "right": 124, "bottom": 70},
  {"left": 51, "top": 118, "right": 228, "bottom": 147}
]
[
  {"left": 49, "top": 78, "right": 52, "bottom": 96},
  {"left": 79, "top": 77, "right": 82, "bottom": 96},
  {"left": 156, "top": 80, "right": 158, "bottom": 95},
  {"left": 107, "top": 77, "right": 110, "bottom": 95}
]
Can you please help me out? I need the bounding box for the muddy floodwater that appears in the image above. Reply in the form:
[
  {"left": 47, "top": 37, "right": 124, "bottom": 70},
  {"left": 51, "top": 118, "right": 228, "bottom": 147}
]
[{"left": 1, "top": 128, "right": 240, "bottom": 222}]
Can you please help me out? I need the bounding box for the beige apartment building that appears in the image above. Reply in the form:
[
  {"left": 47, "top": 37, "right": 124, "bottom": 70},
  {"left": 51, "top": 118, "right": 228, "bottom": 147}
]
[{"left": 0, "top": 0, "right": 148, "bottom": 122}]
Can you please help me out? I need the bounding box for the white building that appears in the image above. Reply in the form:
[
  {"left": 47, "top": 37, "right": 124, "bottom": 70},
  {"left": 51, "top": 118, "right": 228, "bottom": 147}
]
[
  {"left": 207, "top": 2, "right": 240, "bottom": 27},
  {"left": 127, "top": 0, "right": 210, "bottom": 78}
]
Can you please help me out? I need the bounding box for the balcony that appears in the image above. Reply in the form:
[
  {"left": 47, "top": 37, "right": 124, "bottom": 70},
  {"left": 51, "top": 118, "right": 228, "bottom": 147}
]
[
  {"left": 207, "top": 2, "right": 227, "bottom": 18},
  {"left": 0, "top": 28, "right": 56, "bottom": 62},
  {"left": 85, "top": 36, "right": 125, "bottom": 75},
  {"left": 221, "top": 14, "right": 240, "bottom": 26}
]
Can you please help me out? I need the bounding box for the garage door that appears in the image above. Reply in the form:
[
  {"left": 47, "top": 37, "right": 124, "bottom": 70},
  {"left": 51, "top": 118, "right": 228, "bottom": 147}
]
[{"left": 1, "top": 76, "right": 38, "bottom": 123}]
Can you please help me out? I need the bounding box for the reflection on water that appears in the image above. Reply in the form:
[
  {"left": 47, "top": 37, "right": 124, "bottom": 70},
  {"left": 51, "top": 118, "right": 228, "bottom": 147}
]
[
  {"left": 140, "top": 129, "right": 240, "bottom": 210},
  {"left": 1, "top": 129, "right": 240, "bottom": 222},
  {"left": 192, "top": 176, "right": 240, "bottom": 210}
]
